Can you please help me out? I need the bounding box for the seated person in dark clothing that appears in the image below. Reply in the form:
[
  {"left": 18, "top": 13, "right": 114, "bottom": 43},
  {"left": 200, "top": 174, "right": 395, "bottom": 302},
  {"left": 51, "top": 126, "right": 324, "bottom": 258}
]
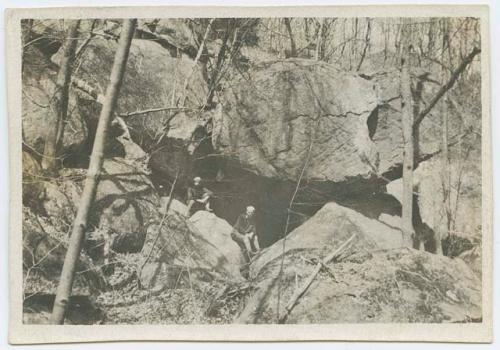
[
  {"left": 186, "top": 176, "right": 213, "bottom": 217},
  {"left": 231, "top": 206, "right": 261, "bottom": 278}
]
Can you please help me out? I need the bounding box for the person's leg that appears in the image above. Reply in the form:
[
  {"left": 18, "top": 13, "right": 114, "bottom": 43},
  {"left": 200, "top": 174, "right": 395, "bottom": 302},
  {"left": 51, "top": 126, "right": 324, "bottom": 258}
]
[
  {"left": 240, "top": 252, "right": 250, "bottom": 279},
  {"left": 205, "top": 201, "right": 212, "bottom": 212},
  {"left": 198, "top": 193, "right": 213, "bottom": 212},
  {"left": 251, "top": 233, "right": 260, "bottom": 252},
  {"left": 231, "top": 230, "right": 250, "bottom": 255},
  {"left": 231, "top": 230, "right": 251, "bottom": 278},
  {"left": 190, "top": 202, "right": 205, "bottom": 217},
  {"left": 186, "top": 200, "right": 194, "bottom": 217},
  {"left": 242, "top": 235, "right": 252, "bottom": 254}
]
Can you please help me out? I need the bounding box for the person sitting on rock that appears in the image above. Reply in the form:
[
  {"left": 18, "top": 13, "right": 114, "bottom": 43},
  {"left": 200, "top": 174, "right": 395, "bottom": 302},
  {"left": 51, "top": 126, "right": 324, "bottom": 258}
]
[
  {"left": 186, "top": 176, "right": 213, "bottom": 217},
  {"left": 231, "top": 206, "right": 261, "bottom": 277}
]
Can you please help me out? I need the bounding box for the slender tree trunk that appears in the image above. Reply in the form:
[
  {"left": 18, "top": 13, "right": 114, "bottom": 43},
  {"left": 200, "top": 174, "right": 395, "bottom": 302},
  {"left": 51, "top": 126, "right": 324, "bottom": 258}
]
[
  {"left": 437, "top": 18, "right": 450, "bottom": 255},
  {"left": 356, "top": 18, "right": 372, "bottom": 71},
  {"left": 315, "top": 18, "right": 324, "bottom": 61},
  {"left": 438, "top": 91, "right": 450, "bottom": 255},
  {"left": 41, "top": 20, "right": 80, "bottom": 174},
  {"left": 304, "top": 18, "right": 310, "bottom": 58},
  {"left": 412, "top": 79, "right": 424, "bottom": 251},
  {"left": 206, "top": 20, "right": 232, "bottom": 106},
  {"left": 400, "top": 18, "right": 414, "bottom": 247},
  {"left": 283, "top": 18, "right": 297, "bottom": 57},
  {"left": 179, "top": 18, "right": 214, "bottom": 107},
  {"left": 50, "top": 19, "right": 136, "bottom": 325}
]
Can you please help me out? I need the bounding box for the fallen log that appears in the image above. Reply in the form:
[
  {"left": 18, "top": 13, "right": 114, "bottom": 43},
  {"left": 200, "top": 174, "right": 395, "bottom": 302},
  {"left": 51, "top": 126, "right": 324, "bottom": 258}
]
[{"left": 278, "top": 233, "right": 357, "bottom": 323}]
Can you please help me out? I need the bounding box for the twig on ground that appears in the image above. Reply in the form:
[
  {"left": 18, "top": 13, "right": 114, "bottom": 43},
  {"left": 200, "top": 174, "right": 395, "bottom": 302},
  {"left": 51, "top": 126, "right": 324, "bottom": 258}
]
[{"left": 279, "top": 234, "right": 357, "bottom": 323}]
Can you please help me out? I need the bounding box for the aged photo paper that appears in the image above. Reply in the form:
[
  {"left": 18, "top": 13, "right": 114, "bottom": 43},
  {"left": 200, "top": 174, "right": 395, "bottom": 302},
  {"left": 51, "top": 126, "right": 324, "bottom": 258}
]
[{"left": 6, "top": 5, "right": 492, "bottom": 344}]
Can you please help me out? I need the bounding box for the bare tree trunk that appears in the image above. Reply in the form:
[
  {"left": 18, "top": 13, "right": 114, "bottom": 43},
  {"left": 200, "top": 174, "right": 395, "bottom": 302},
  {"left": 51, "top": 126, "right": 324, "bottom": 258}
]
[
  {"left": 304, "top": 18, "right": 310, "bottom": 58},
  {"left": 283, "top": 18, "right": 297, "bottom": 57},
  {"left": 356, "top": 18, "right": 372, "bottom": 71},
  {"left": 438, "top": 92, "right": 450, "bottom": 255},
  {"left": 437, "top": 18, "right": 450, "bottom": 255},
  {"left": 206, "top": 20, "right": 232, "bottom": 106},
  {"left": 179, "top": 18, "right": 214, "bottom": 107},
  {"left": 315, "top": 18, "right": 324, "bottom": 61},
  {"left": 41, "top": 20, "right": 80, "bottom": 174},
  {"left": 50, "top": 19, "right": 136, "bottom": 325},
  {"left": 400, "top": 18, "right": 414, "bottom": 247},
  {"left": 412, "top": 78, "right": 424, "bottom": 251}
]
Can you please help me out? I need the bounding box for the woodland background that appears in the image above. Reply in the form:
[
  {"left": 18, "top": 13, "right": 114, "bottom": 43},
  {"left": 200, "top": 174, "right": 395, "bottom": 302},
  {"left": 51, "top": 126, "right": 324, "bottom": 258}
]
[{"left": 21, "top": 16, "right": 483, "bottom": 324}]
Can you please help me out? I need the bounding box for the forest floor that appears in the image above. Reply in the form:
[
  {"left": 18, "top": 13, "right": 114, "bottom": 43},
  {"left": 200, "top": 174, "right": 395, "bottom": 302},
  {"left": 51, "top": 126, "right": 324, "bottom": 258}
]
[{"left": 95, "top": 254, "right": 252, "bottom": 324}]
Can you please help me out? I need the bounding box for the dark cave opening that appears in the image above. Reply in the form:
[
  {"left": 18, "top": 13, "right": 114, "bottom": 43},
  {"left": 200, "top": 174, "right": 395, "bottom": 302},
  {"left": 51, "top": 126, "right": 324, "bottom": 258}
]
[
  {"left": 367, "top": 105, "right": 379, "bottom": 140},
  {"left": 147, "top": 131, "right": 422, "bottom": 248}
]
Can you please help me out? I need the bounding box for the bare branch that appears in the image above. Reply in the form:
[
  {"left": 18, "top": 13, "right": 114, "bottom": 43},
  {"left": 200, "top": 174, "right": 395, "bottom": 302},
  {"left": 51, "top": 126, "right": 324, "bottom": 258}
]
[
  {"left": 119, "top": 106, "right": 197, "bottom": 118},
  {"left": 414, "top": 46, "right": 480, "bottom": 127}
]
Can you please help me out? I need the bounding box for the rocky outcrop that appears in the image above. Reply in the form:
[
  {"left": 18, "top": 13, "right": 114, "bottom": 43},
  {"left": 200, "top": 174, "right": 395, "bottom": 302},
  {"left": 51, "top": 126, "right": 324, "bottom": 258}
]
[
  {"left": 138, "top": 209, "right": 244, "bottom": 291},
  {"left": 189, "top": 210, "right": 243, "bottom": 278},
  {"left": 387, "top": 156, "right": 482, "bottom": 253},
  {"left": 38, "top": 154, "right": 160, "bottom": 254},
  {"left": 23, "top": 31, "right": 209, "bottom": 167},
  {"left": 21, "top": 140, "right": 157, "bottom": 279},
  {"left": 214, "top": 59, "right": 381, "bottom": 182},
  {"left": 22, "top": 63, "right": 95, "bottom": 159},
  {"left": 159, "top": 196, "right": 189, "bottom": 216},
  {"left": 152, "top": 59, "right": 443, "bottom": 185},
  {"left": 240, "top": 248, "right": 482, "bottom": 324},
  {"left": 250, "top": 201, "right": 405, "bottom": 278},
  {"left": 237, "top": 201, "right": 481, "bottom": 324},
  {"left": 137, "top": 58, "right": 451, "bottom": 246},
  {"left": 64, "top": 37, "right": 208, "bottom": 151}
]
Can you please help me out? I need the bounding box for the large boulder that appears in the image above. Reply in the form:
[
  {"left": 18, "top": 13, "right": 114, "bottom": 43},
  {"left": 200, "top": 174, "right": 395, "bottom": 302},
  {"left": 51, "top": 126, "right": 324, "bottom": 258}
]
[
  {"left": 65, "top": 37, "right": 209, "bottom": 150},
  {"left": 43, "top": 158, "right": 159, "bottom": 252},
  {"left": 152, "top": 200, "right": 243, "bottom": 279},
  {"left": 387, "top": 156, "right": 482, "bottom": 246},
  {"left": 22, "top": 61, "right": 95, "bottom": 159},
  {"left": 159, "top": 196, "right": 189, "bottom": 216},
  {"left": 214, "top": 59, "right": 381, "bottom": 182},
  {"left": 189, "top": 210, "right": 243, "bottom": 278},
  {"left": 239, "top": 248, "right": 482, "bottom": 324},
  {"left": 38, "top": 138, "right": 160, "bottom": 255},
  {"left": 250, "top": 201, "right": 405, "bottom": 278},
  {"left": 237, "top": 202, "right": 481, "bottom": 324},
  {"left": 157, "top": 59, "right": 443, "bottom": 184},
  {"left": 138, "top": 210, "right": 244, "bottom": 291}
]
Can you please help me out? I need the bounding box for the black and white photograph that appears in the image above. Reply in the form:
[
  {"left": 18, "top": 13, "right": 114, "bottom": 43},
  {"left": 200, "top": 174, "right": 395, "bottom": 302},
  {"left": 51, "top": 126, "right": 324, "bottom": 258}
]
[{"left": 6, "top": 4, "right": 492, "bottom": 344}]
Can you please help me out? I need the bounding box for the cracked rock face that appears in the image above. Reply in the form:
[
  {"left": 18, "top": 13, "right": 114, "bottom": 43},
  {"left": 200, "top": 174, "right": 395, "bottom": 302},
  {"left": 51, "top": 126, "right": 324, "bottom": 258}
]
[
  {"left": 213, "top": 59, "right": 382, "bottom": 183},
  {"left": 211, "top": 59, "right": 447, "bottom": 185},
  {"left": 140, "top": 58, "right": 443, "bottom": 196}
]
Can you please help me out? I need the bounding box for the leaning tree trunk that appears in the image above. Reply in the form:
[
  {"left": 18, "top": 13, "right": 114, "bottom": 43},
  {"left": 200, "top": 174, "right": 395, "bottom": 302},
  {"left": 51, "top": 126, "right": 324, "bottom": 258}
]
[
  {"left": 50, "top": 19, "right": 137, "bottom": 325},
  {"left": 400, "top": 18, "right": 414, "bottom": 247},
  {"left": 41, "top": 19, "right": 80, "bottom": 174}
]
